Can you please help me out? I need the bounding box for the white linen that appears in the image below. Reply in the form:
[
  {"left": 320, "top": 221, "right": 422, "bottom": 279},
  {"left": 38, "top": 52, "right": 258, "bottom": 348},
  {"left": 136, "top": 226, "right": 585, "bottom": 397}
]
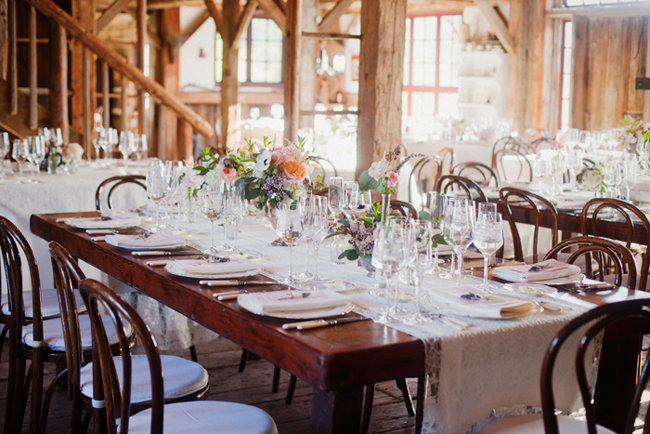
[
  {"left": 428, "top": 285, "right": 535, "bottom": 318},
  {"left": 105, "top": 233, "right": 186, "bottom": 249},
  {"left": 237, "top": 290, "right": 349, "bottom": 316},
  {"left": 165, "top": 257, "right": 258, "bottom": 277},
  {"left": 492, "top": 259, "right": 581, "bottom": 283},
  {"left": 63, "top": 212, "right": 141, "bottom": 229}
]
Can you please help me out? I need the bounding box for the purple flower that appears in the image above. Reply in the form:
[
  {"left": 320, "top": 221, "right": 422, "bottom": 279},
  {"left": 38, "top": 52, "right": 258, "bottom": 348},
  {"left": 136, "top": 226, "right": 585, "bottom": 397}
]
[{"left": 261, "top": 174, "right": 285, "bottom": 201}]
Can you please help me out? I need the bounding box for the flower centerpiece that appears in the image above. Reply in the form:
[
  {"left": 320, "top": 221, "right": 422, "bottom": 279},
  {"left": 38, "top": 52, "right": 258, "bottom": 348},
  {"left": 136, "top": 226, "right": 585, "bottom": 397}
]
[
  {"left": 332, "top": 202, "right": 381, "bottom": 262},
  {"left": 576, "top": 164, "right": 607, "bottom": 194},
  {"left": 621, "top": 115, "right": 650, "bottom": 153}
]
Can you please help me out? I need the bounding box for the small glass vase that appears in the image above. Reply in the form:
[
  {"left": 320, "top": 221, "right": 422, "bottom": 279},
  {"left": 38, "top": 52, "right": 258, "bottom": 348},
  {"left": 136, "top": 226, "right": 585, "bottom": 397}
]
[
  {"left": 358, "top": 254, "right": 375, "bottom": 277},
  {"left": 380, "top": 193, "right": 391, "bottom": 225},
  {"left": 47, "top": 153, "right": 58, "bottom": 174}
]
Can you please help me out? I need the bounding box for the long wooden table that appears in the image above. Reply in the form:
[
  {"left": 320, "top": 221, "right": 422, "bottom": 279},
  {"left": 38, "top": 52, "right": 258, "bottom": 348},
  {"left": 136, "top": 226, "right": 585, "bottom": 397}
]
[{"left": 30, "top": 212, "right": 425, "bottom": 433}]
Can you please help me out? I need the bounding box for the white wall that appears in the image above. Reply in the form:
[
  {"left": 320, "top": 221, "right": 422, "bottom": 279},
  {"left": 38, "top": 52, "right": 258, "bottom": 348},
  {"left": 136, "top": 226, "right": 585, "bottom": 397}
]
[{"left": 179, "top": 7, "right": 217, "bottom": 91}]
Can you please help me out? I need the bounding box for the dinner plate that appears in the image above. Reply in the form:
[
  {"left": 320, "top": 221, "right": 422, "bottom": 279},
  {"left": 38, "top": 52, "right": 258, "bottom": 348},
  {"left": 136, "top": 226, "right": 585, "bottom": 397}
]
[
  {"left": 165, "top": 266, "right": 260, "bottom": 280},
  {"left": 65, "top": 216, "right": 141, "bottom": 230},
  {"left": 239, "top": 302, "right": 354, "bottom": 320},
  {"left": 104, "top": 235, "right": 187, "bottom": 251},
  {"left": 503, "top": 283, "right": 557, "bottom": 297},
  {"left": 425, "top": 293, "right": 542, "bottom": 320}
]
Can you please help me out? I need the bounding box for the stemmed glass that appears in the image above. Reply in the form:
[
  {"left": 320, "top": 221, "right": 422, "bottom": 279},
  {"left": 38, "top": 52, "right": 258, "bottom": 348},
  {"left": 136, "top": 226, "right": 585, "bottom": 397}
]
[
  {"left": 93, "top": 127, "right": 107, "bottom": 164},
  {"left": 146, "top": 160, "right": 168, "bottom": 231},
  {"left": 532, "top": 156, "right": 550, "bottom": 194},
  {"left": 604, "top": 161, "right": 623, "bottom": 198},
  {"left": 442, "top": 197, "right": 474, "bottom": 285},
  {"left": 473, "top": 210, "right": 504, "bottom": 290},
  {"left": 200, "top": 188, "right": 226, "bottom": 260},
  {"left": 621, "top": 155, "right": 638, "bottom": 200},
  {"left": 30, "top": 136, "right": 46, "bottom": 175},
  {"left": 565, "top": 151, "right": 583, "bottom": 191},
  {"left": 407, "top": 219, "right": 432, "bottom": 323},
  {"left": 372, "top": 218, "right": 408, "bottom": 322},
  {"left": 275, "top": 202, "right": 304, "bottom": 290},
  {"left": 12, "top": 139, "right": 28, "bottom": 177},
  {"left": 327, "top": 176, "right": 344, "bottom": 219},
  {"left": 341, "top": 181, "right": 359, "bottom": 216},
  {"left": 119, "top": 131, "right": 137, "bottom": 164},
  {"left": 426, "top": 191, "right": 445, "bottom": 275},
  {"left": 135, "top": 134, "right": 148, "bottom": 160},
  {"left": 224, "top": 184, "right": 246, "bottom": 253},
  {"left": 299, "top": 195, "right": 329, "bottom": 283}
]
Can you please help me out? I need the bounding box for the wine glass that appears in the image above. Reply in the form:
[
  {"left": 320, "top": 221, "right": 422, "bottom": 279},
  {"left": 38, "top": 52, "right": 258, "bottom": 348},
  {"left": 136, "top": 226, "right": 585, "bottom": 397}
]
[
  {"left": 341, "top": 181, "right": 359, "bottom": 216},
  {"left": 532, "top": 156, "right": 550, "bottom": 194},
  {"left": 299, "top": 195, "right": 329, "bottom": 283},
  {"left": 327, "top": 176, "right": 344, "bottom": 219},
  {"left": 565, "top": 150, "right": 583, "bottom": 191},
  {"left": 92, "top": 127, "right": 105, "bottom": 163},
  {"left": 146, "top": 160, "right": 168, "bottom": 231},
  {"left": 604, "top": 161, "right": 623, "bottom": 198},
  {"left": 426, "top": 191, "right": 445, "bottom": 275},
  {"left": 275, "top": 202, "right": 304, "bottom": 291},
  {"left": 119, "top": 131, "right": 137, "bottom": 163},
  {"left": 407, "top": 219, "right": 432, "bottom": 323},
  {"left": 135, "top": 134, "right": 148, "bottom": 160},
  {"left": 473, "top": 211, "right": 504, "bottom": 290},
  {"left": 224, "top": 184, "right": 246, "bottom": 254},
  {"left": 30, "top": 136, "right": 46, "bottom": 175},
  {"left": 372, "top": 218, "right": 409, "bottom": 322},
  {"left": 621, "top": 155, "right": 638, "bottom": 200},
  {"left": 200, "top": 189, "right": 226, "bottom": 260},
  {"left": 12, "top": 139, "right": 28, "bottom": 177},
  {"left": 442, "top": 196, "right": 474, "bottom": 285}
]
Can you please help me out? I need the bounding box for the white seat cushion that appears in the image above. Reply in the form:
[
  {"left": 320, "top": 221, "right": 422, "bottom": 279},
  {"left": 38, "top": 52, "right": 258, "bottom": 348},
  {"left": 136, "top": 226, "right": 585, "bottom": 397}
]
[
  {"left": 482, "top": 413, "right": 617, "bottom": 433},
  {"left": 126, "top": 401, "right": 277, "bottom": 434},
  {"left": 79, "top": 354, "right": 208, "bottom": 405},
  {"left": 22, "top": 314, "right": 132, "bottom": 352},
  {"left": 1, "top": 287, "right": 86, "bottom": 319}
]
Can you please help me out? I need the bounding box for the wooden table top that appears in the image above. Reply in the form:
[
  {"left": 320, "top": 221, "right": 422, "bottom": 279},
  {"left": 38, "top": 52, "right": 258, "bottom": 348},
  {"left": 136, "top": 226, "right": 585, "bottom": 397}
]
[{"left": 30, "top": 212, "right": 425, "bottom": 391}]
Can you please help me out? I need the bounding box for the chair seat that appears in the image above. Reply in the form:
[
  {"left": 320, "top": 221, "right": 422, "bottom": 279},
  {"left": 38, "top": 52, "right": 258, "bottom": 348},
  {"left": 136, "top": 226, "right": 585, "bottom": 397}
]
[
  {"left": 482, "top": 413, "right": 617, "bottom": 433},
  {"left": 22, "top": 314, "right": 131, "bottom": 352},
  {"left": 79, "top": 354, "right": 209, "bottom": 405},
  {"left": 126, "top": 401, "right": 278, "bottom": 434},
  {"left": 1, "top": 287, "right": 86, "bottom": 320}
]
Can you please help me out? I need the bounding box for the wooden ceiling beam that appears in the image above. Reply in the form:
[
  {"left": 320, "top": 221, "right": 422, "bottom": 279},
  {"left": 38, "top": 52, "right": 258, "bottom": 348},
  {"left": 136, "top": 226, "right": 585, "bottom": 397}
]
[
  {"left": 203, "top": 0, "right": 224, "bottom": 37},
  {"left": 96, "top": 0, "right": 131, "bottom": 32},
  {"left": 126, "top": 8, "right": 162, "bottom": 49},
  {"left": 258, "top": 0, "right": 285, "bottom": 29},
  {"left": 272, "top": 0, "right": 285, "bottom": 14},
  {"left": 473, "top": 0, "right": 515, "bottom": 54},
  {"left": 318, "top": 0, "right": 354, "bottom": 33},
  {"left": 233, "top": 0, "right": 258, "bottom": 43}
]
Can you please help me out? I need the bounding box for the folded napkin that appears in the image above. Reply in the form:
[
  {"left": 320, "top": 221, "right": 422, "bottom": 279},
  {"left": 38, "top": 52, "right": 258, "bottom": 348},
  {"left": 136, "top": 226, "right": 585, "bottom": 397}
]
[
  {"left": 492, "top": 259, "right": 581, "bottom": 283},
  {"left": 105, "top": 233, "right": 185, "bottom": 249},
  {"left": 64, "top": 212, "right": 141, "bottom": 229},
  {"left": 430, "top": 285, "right": 535, "bottom": 318},
  {"left": 165, "top": 257, "right": 259, "bottom": 277},
  {"left": 237, "top": 290, "right": 349, "bottom": 316}
]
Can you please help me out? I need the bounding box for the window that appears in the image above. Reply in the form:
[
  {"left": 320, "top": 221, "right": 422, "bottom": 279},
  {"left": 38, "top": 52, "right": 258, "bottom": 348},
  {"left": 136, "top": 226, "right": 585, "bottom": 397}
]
[
  {"left": 215, "top": 17, "right": 283, "bottom": 85},
  {"left": 559, "top": 20, "right": 573, "bottom": 130},
  {"left": 402, "top": 13, "right": 462, "bottom": 117},
  {"left": 564, "top": 0, "right": 650, "bottom": 5}
]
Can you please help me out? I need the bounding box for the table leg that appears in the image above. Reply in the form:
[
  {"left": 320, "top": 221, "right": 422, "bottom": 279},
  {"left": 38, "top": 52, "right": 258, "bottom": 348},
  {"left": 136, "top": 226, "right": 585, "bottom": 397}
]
[{"left": 310, "top": 385, "right": 363, "bottom": 434}]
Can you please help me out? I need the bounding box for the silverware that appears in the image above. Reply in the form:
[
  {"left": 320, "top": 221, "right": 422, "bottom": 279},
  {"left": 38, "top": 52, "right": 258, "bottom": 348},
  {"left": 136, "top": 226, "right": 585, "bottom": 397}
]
[
  {"left": 212, "top": 290, "right": 245, "bottom": 301},
  {"left": 282, "top": 316, "right": 370, "bottom": 330},
  {"left": 277, "top": 292, "right": 311, "bottom": 301},
  {"left": 132, "top": 249, "right": 200, "bottom": 257},
  {"left": 201, "top": 280, "right": 277, "bottom": 287}
]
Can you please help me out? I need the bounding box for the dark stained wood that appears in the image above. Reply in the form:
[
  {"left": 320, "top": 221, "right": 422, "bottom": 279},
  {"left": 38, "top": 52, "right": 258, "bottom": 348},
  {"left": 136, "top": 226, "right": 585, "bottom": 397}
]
[
  {"left": 120, "top": 74, "right": 128, "bottom": 132},
  {"left": 28, "top": 4, "right": 37, "bottom": 129},
  {"left": 83, "top": 47, "right": 92, "bottom": 153},
  {"left": 8, "top": 0, "right": 17, "bottom": 115},
  {"left": 29, "top": 212, "right": 425, "bottom": 432},
  {"left": 356, "top": 0, "right": 406, "bottom": 178},
  {"left": 49, "top": 22, "right": 69, "bottom": 142},
  {"left": 96, "top": 0, "right": 130, "bottom": 33},
  {"left": 160, "top": 7, "right": 179, "bottom": 159},
  {"left": 0, "top": 72, "right": 49, "bottom": 138},
  {"left": 301, "top": 31, "right": 360, "bottom": 40},
  {"left": 311, "top": 387, "right": 363, "bottom": 434},
  {"left": 283, "top": 0, "right": 300, "bottom": 143},
  {"left": 137, "top": 0, "right": 147, "bottom": 135},
  {"left": 101, "top": 61, "right": 109, "bottom": 127}
]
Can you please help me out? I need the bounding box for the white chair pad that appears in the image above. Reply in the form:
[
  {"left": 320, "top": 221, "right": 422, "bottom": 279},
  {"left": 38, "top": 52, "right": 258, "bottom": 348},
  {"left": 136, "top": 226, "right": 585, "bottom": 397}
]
[
  {"left": 79, "top": 354, "right": 208, "bottom": 404},
  {"left": 481, "top": 413, "right": 617, "bottom": 433},
  {"left": 1, "top": 287, "right": 86, "bottom": 319},
  {"left": 126, "top": 401, "right": 277, "bottom": 434},
  {"left": 22, "top": 314, "right": 132, "bottom": 352}
]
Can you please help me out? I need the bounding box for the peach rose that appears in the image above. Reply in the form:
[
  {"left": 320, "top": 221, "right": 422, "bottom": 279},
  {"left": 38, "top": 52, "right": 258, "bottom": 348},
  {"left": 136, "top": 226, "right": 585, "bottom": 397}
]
[
  {"left": 387, "top": 171, "right": 399, "bottom": 188},
  {"left": 283, "top": 160, "right": 307, "bottom": 182},
  {"left": 221, "top": 167, "right": 237, "bottom": 183}
]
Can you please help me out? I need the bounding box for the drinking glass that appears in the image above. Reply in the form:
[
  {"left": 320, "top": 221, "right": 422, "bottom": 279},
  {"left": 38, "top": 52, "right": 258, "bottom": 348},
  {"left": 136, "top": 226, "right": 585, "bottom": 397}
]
[
  {"left": 327, "top": 176, "right": 344, "bottom": 219},
  {"left": 30, "top": 136, "right": 46, "bottom": 175},
  {"left": 442, "top": 196, "right": 474, "bottom": 285},
  {"left": 200, "top": 189, "right": 226, "bottom": 259},
  {"left": 426, "top": 191, "right": 445, "bottom": 275},
  {"left": 224, "top": 184, "right": 246, "bottom": 253},
  {"left": 135, "top": 134, "right": 148, "bottom": 160},
  {"left": 119, "top": 131, "right": 137, "bottom": 163},
  {"left": 407, "top": 219, "right": 432, "bottom": 323},
  {"left": 341, "top": 181, "right": 359, "bottom": 216},
  {"left": 565, "top": 151, "right": 583, "bottom": 191},
  {"left": 300, "top": 195, "right": 329, "bottom": 283},
  {"left": 473, "top": 212, "right": 504, "bottom": 289},
  {"left": 146, "top": 160, "right": 168, "bottom": 231},
  {"left": 622, "top": 155, "right": 638, "bottom": 200},
  {"left": 604, "top": 161, "right": 623, "bottom": 198},
  {"left": 92, "top": 127, "right": 105, "bottom": 163},
  {"left": 372, "top": 218, "right": 408, "bottom": 322},
  {"left": 0, "top": 132, "right": 9, "bottom": 176},
  {"left": 12, "top": 139, "right": 28, "bottom": 176},
  {"left": 275, "top": 202, "right": 304, "bottom": 290}
]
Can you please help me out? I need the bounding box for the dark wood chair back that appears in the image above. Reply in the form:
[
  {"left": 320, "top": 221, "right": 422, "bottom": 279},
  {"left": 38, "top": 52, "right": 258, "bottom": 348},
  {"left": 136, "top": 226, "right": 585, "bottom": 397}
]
[
  {"left": 95, "top": 175, "right": 147, "bottom": 211},
  {"left": 491, "top": 136, "right": 532, "bottom": 167},
  {"left": 452, "top": 161, "right": 500, "bottom": 188},
  {"left": 493, "top": 147, "right": 533, "bottom": 183},
  {"left": 580, "top": 198, "right": 650, "bottom": 290},
  {"left": 436, "top": 174, "right": 487, "bottom": 202},
  {"left": 80, "top": 278, "right": 164, "bottom": 434},
  {"left": 308, "top": 156, "right": 338, "bottom": 183},
  {"left": 543, "top": 236, "right": 637, "bottom": 289},
  {"left": 540, "top": 299, "right": 650, "bottom": 433},
  {"left": 438, "top": 147, "right": 454, "bottom": 179},
  {"left": 390, "top": 200, "right": 418, "bottom": 219},
  {"left": 407, "top": 156, "right": 442, "bottom": 205},
  {"left": 499, "top": 187, "right": 558, "bottom": 263},
  {"left": 530, "top": 137, "right": 557, "bottom": 152}
]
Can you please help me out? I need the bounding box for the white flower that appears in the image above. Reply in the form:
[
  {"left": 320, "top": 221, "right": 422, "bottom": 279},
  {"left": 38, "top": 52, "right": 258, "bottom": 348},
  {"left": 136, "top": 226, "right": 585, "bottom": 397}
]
[
  {"left": 253, "top": 149, "right": 271, "bottom": 177},
  {"left": 64, "top": 142, "right": 84, "bottom": 162},
  {"left": 204, "top": 169, "right": 223, "bottom": 191},
  {"left": 367, "top": 159, "right": 391, "bottom": 181}
]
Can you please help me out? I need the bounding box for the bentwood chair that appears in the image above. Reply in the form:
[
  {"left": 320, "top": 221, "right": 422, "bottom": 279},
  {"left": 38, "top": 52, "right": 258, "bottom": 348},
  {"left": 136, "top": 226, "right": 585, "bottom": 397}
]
[
  {"left": 499, "top": 187, "right": 559, "bottom": 263},
  {"left": 408, "top": 156, "right": 442, "bottom": 207},
  {"left": 436, "top": 174, "right": 488, "bottom": 202},
  {"left": 543, "top": 236, "right": 637, "bottom": 289},
  {"left": 80, "top": 278, "right": 278, "bottom": 434},
  {"left": 438, "top": 147, "right": 455, "bottom": 178},
  {"left": 580, "top": 198, "right": 650, "bottom": 291},
  {"left": 94, "top": 174, "right": 147, "bottom": 211},
  {"left": 42, "top": 242, "right": 211, "bottom": 433},
  {"left": 484, "top": 299, "right": 650, "bottom": 433},
  {"left": 390, "top": 199, "right": 419, "bottom": 219},
  {"left": 452, "top": 161, "right": 500, "bottom": 189},
  {"left": 308, "top": 155, "right": 338, "bottom": 183}
]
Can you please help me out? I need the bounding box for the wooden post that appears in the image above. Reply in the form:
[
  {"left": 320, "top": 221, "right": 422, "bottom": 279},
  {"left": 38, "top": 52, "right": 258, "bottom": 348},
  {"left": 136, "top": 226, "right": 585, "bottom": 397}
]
[
  {"left": 356, "top": 0, "right": 406, "bottom": 178},
  {"left": 83, "top": 47, "right": 91, "bottom": 154},
  {"left": 283, "top": 0, "right": 300, "bottom": 143},
  {"left": 644, "top": 22, "right": 650, "bottom": 121},
  {"left": 29, "top": 4, "right": 37, "bottom": 129},
  {"left": 49, "top": 22, "right": 69, "bottom": 142},
  {"left": 137, "top": 0, "right": 147, "bottom": 135},
  {"left": 219, "top": 0, "right": 241, "bottom": 152},
  {"left": 8, "top": 0, "right": 16, "bottom": 114},
  {"left": 161, "top": 7, "right": 180, "bottom": 159},
  {"left": 121, "top": 74, "right": 128, "bottom": 132},
  {"left": 101, "top": 60, "right": 110, "bottom": 127},
  {"left": 570, "top": 15, "right": 588, "bottom": 129},
  {"left": 70, "top": 0, "right": 95, "bottom": 141},
  {"left": 299, "top": 0, "right": 317, "bottom": 132},
  {"left": 0, "top": 0, "right": 7, "bottom": 81}
]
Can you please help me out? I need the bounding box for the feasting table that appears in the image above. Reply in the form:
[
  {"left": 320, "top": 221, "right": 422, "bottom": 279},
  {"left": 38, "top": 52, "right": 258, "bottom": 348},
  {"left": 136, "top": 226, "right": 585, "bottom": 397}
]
[{"left": 29, "top": 210, "right": 650, "bottom": 433}]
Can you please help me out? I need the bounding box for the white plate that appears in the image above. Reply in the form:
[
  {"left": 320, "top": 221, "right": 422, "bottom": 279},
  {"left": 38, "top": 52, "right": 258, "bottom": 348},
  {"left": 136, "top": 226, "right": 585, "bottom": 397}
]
[
  {"left": 533, "top": 273, "right": 584, "bottom": 285},
  {"left": 65, "top": 217, "right": 141, "bottom": 230},
  {"left": 504, "top": 283, "right": 557, "bottom": 297},
  {"left": 425, "top": 292, "right": 542, "bottom": 320},
  {"left": 239, "top": 302, "right": 354, "bottom": 320},
  {"left": 104, "top": 235, "right": 187, "bottom": 251},
  {"left": 165, "top": 266, "right": 260, "bottom": 280}
]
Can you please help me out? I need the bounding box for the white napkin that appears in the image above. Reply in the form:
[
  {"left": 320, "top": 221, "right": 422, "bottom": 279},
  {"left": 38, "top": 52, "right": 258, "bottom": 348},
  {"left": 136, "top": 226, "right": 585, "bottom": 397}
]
[
  {"left": 492, "top": 259, "right": 581, "bottom": 283},
  {"left": 237, "top": 290, "right": 349, "bottom": 316},
  {"left": 430, "top": 285, "right": 535, "bottom": 318},
  {"left": 165, "top": 257, "right": 259, "bottom": 276},
  {"left": 64, "top": 212, "right": 141, "bottom": 229},
  {"left": 104, "top": 233, "right": 185, "bottom": 249}
]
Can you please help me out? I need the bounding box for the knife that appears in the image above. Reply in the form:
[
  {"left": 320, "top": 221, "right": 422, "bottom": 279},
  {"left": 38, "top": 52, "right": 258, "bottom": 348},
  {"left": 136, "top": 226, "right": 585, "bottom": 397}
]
[
  {"left": 201, "top": 280, "right": 276, "bottom": 287},
  {"left": 132, "top": 250, "right": 198, "bottom": 257},
  {"left": 282, "top": 316, "right": 370, "bottom": 330}
]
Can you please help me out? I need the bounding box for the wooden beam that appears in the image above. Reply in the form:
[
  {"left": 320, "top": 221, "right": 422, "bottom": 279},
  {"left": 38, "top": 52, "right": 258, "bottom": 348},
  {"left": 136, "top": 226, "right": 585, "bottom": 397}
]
[
  {"left": 102, "top": 60, "right": 110, "bottom": 127},
  {"left": 49, "top": 22, "right": 69, "bottom": 141},
  {"left": 161, "top": 7, "right": 180, "bottom": 159},
  {"left": 83, "top": 47, "right": 91, "bottom": 154},
  {"left": 178, "top": 8, "right": 210, "bottom": 46},
  {"left": 126, "top": 8, "right": 162, "bottom": 49},
  {"left": 474, "top": 0, "right": 515, "bottom": 54},
  {"left": 29, "top": 5, "right": 37, "bottom": 129},
  {"left": 137, "top": 0, "right": 147, "bottom": 134},
  {"left": 70, "top": 0, "right": 95, "bottom": 139},
  {"left": 27, "top": 0, "right": 213, "bottom": 137},
  {"left": 272, "top": 0, "right": 285, "bottom": 14},
  {"left": 96, "top": 0, "right": 130, "bottom": 33},
  {"left": 283, "top": 0, "right": 300, "bottom": 143},
  {"left": 570, "top": 15, "right": 588, "bottom": 129},
  {"left": 258, "top": 0, "right": 285, "bottom": 30},
  {"left": 644, "top": 23, "right": 650, "bottom": 121},
  {"left": 219, "top": 0, "right": 241, "bottom": 151},
  {"left": 203, "top": 0, "right": 223, "bottom": 37},
  {"left": 233, "top": 0, "right": 258, "bottom": 45},
  {"left": 121, "top": 74, "right": 128, "bottom": 131},
  {"left": 318, "top": 0, "right": 354, "bottom": 33},
  {"left": 548, "top": 5, "right": 650, "bottom": 19},
  {"left": 302, "top": 31, "right": 360, "bottom": 39},
  {"left": 8, "top": 0, "right": 17, "bottom": 114}
]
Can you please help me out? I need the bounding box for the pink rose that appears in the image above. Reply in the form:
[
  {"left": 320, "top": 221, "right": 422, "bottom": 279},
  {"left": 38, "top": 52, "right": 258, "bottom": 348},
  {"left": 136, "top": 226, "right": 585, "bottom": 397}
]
[
  {"left": 387, "top": 171, "right": 399, "bottom": 188},
  {"left": 221, "top": 167, "right": 237, "bottom": 183},
  {"left": 271, "top": 149, "right": 288, "bottom": 166}
]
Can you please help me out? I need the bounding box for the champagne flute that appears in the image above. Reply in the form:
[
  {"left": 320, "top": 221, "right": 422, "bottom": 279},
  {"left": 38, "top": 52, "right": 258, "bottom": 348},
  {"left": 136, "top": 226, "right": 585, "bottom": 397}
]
[
  {"left": 299, "top": 195, "right": 328, "bottom": 283},
  {"left": 473, "top": 211, "right": 504, "bottom": 290},
  {"left": 275, "top": 202, "right": 304, "bottom": 291},
  {"left": 442, "top": 196, "right": 473, "bottom": 285},
  {"left": 341, "top": 181, "right": 359, "bottom": 216}
]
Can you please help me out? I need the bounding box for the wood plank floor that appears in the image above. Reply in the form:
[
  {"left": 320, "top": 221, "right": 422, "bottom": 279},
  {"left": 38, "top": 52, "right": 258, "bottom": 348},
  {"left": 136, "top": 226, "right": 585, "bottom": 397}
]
[{"left": 0, "top": 336, "right": 417, "bottom": 433}]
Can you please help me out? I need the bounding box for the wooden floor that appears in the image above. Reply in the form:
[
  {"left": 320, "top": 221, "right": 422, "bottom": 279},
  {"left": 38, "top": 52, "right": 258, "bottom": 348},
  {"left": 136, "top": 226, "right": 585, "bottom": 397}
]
[{"left": 0, "top": 336, "right": 417, "bottom": 433}]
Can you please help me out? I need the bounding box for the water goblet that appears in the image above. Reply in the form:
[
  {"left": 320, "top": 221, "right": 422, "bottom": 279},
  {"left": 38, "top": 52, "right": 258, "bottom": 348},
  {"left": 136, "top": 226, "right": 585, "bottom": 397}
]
[
  {"left": 442, "top": 196, "right": 474, "bottom": 285},
  {"left": 407, "top": 219, "right": 432, "bottom": 323},
  {"left": 327, "top": 176, "right": 344, "bottom": 219},
  {"left": 426, "top": 191, "right": 445, "bottom": 275},
  {"left": 12, "top": 139, "right": 28, "bottom": 177},
  {"left": 119, "top": 131, "right": 137, "bottom": 164},
  {"left": 372, "top": 218, "right": 409, "bottom": 322},
  {"left": 146, "top": 160, "right": 168, "bottom": 231},
  {"left": 473, "top": 212, "right": 504, "bottom": 290},
  {"left": 200, "top": 189, "right": 226, "bottom": 260},
  {"left": 275, "top": 202, "right": 305, "bottom": 291}
]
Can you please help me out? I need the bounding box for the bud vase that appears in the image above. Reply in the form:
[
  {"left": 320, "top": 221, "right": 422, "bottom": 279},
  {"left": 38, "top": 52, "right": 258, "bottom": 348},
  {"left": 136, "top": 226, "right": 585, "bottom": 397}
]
[{"left": 380, "top": 193, "right": 391, "bottom": 225}]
